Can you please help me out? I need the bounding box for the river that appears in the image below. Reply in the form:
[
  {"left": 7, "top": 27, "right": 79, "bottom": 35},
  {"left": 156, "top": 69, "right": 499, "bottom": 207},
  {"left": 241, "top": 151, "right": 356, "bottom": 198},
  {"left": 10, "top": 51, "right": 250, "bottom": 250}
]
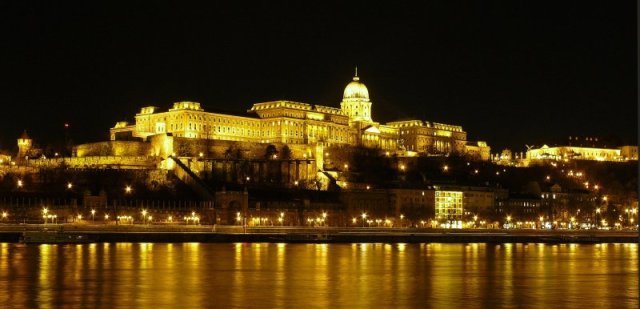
[{"left": 0, "top": 242, "right": 636, "bottom": 308}]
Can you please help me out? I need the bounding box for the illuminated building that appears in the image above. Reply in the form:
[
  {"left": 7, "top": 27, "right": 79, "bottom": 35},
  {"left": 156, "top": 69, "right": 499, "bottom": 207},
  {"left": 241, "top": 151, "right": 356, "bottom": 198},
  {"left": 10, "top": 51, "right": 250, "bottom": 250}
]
[
  {"left": 523, "top": 136, "right": 637, "bottom": 162},
  {"left": 526, "top": 144, "right": 637, "bottom": 162},
  {"left": 17, "top": 130, "right": 32, "bottom": 160},
  {"left": 109, "top": 71, "right": 488, "bottom": 158},
  {"left": 435, "top": 191, "right": 463, "bottom": 220}
]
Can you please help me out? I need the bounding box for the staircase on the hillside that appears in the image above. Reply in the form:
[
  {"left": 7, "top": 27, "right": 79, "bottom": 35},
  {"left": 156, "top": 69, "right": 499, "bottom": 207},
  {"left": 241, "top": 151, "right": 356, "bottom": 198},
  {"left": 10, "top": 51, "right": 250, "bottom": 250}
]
[{"left": 169, "top": 156, "right": 215, "bottom": 200}]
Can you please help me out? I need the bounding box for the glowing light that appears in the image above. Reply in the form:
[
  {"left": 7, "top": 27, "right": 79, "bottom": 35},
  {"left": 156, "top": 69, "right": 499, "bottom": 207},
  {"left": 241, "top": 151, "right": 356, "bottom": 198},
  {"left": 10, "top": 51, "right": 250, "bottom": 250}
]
[
  {"left": 67, "top": 182, "right": 73, "bottom": 189},
  {"left": 125, "top": 186, "right": 132, "bottom": 193}
]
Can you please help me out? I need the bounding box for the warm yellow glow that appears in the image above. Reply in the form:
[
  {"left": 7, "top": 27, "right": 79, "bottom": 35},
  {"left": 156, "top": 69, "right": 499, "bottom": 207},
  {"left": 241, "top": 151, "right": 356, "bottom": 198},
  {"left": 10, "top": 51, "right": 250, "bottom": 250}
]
[
  {"left": 435, "top": 191, "right": 463, "bottom": 220},
  {"left": 125, "top": 185, "right": 132, "bottom": 193}
]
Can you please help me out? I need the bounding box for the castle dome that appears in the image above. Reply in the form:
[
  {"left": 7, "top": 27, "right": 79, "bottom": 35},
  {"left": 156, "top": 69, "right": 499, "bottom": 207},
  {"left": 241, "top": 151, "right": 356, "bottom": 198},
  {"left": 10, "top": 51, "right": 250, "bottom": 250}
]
[{"left": 343, "top": 71, "right": 369, "bottom": 100}]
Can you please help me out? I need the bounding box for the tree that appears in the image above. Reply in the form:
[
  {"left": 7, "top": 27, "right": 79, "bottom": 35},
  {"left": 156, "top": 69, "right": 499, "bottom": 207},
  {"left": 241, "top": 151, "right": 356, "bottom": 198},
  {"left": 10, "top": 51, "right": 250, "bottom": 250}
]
[
  {"left": 281, "top": 145, "right": 292, "bottom": 160},
  {"left": 264, "top": 144, "right": 278, "bottom": 160}
]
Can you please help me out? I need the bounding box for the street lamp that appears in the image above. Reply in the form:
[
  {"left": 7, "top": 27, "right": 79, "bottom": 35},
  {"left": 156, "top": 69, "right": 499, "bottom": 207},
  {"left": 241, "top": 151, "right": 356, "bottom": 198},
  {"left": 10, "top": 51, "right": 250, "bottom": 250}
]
[
  {"left": 141, "top": 209, "right": 148, "bottom": 224},
  {"left": 361, "top": 212, "right": 367, "bottom": 227},
  {"left": 125, "top": 185, "right": 132, "bottom": 194},
  {"left": 91, "top": 209, "right": 96, "bottom": 222},
  {"left": 400, "top": 214, "right": 404, "bottom": 228},
  {"left": 67, "top": 182, "right": 73, "bottom": 190},
  {"left": 17, "top": 180, "right": 23, "bottom": 188}
]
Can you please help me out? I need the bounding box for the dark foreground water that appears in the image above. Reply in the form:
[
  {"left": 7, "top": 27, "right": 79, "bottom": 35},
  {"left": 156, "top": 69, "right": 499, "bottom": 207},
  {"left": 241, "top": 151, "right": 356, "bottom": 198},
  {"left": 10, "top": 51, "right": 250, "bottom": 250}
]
[{"left": 0, "top": 243, "right": 637, "bottom": 308}]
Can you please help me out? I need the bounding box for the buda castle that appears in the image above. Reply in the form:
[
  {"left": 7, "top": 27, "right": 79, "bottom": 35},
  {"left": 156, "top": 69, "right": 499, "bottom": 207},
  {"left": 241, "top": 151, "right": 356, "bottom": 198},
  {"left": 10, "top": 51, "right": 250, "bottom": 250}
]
[{"left": 109, "top": 71, "right": 490, "bottom": 160}]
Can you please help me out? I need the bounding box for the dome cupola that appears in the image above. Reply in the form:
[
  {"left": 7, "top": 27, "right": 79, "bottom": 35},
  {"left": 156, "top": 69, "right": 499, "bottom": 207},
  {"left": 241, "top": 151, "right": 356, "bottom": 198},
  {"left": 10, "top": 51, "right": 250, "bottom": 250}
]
[
  {"left": 343, "top": 68, "right": 369, "bottom": 100},
  {"left": 340, "top": 68, "right": 373, "bottom": 123}
]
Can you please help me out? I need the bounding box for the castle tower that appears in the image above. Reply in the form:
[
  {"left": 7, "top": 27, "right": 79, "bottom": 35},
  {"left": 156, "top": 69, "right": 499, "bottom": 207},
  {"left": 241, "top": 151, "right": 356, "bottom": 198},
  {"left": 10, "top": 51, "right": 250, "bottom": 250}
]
[
  {"left": 340, "top": 68, "right": 372, "bottom": 123},
  {"left": 17, "top": 130, "right": 32, "bottom": 160}
]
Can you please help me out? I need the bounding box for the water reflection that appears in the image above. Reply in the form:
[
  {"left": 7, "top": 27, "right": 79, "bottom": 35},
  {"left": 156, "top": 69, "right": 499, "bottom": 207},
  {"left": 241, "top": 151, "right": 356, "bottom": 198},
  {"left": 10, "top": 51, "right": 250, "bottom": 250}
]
[{"left": 0, "top": 243, "right": 636, "bottom": 308}]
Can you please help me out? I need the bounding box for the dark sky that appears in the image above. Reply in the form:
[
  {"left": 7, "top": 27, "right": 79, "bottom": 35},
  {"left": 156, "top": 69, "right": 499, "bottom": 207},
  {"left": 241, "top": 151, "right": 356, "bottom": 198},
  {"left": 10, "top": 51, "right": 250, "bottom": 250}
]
[{"left": 0, "top": 2, "right": 636, "bottom": 151}]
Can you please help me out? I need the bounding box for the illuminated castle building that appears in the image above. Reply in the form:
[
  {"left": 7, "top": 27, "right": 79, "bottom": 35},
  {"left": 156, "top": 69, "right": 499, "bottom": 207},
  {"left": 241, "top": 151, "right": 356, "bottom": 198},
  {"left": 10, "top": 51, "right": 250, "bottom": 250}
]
[{"left": 110, "top": 71, "right": 490, "bottom": 159}]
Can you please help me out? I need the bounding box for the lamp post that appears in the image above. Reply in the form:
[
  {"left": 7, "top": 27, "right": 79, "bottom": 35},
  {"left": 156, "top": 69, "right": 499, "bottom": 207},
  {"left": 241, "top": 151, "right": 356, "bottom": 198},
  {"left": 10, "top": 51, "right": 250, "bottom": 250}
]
[
  {"left": 361, "top": 212, "right": 367, "bottom": 228},
  {"left": 91, "top": 209, "right": 96, "bottom": 223},
  {"left": 141, "top": 209, "right": 148, "bottom": 225},
  {"left": 400, "top": 214, "right": 404, "bottom": 228},
  {"left": 42, "top": 208, "right": 48, "bottom": 224}
]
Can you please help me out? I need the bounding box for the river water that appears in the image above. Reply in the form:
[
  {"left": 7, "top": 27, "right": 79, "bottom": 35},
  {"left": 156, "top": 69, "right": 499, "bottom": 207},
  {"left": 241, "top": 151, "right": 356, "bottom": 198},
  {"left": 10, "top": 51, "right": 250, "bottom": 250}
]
[{"left": 0, "top": 242, "right": 636, "bottom": 308}]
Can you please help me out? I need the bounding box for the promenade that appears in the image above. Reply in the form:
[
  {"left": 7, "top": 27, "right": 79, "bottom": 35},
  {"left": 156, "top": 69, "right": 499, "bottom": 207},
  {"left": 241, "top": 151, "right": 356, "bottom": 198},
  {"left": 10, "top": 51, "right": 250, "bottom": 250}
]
[{"left": 0, "top": 224, "right": 636, "bottom": 243}]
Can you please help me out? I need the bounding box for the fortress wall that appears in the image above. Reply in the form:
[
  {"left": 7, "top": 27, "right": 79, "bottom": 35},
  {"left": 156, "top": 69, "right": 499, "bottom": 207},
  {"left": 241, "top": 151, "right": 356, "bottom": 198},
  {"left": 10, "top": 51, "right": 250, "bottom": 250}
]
[
  {"left": 74, "top": 141, "right": 152, "bottom": 157},
  {"left": 27, "top": 156, "right": 158, "bottom": 169}
]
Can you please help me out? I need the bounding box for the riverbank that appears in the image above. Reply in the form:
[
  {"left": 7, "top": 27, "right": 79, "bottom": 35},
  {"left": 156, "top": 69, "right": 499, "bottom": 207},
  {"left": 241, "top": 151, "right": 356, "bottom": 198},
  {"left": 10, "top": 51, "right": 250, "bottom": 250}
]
[{"left": 0, "top": 224, "right": 636, "bottom": 243}]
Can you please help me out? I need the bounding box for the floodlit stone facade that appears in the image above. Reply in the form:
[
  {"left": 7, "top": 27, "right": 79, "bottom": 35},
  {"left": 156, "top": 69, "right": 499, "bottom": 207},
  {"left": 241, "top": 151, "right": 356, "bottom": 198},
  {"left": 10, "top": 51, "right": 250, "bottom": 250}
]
[{"left": 109, "top": 72, "right": 489, "bottom": 159}]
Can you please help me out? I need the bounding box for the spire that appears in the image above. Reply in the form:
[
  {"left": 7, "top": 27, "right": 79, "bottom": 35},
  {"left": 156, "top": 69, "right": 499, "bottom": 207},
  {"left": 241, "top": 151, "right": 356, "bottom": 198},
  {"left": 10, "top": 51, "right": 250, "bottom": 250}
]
[
  {"left": 353, "top": 66, "right": 359, "bottom": 81},
  {"left": 19, "top": 130, "right": 30, "bottom": 140}
]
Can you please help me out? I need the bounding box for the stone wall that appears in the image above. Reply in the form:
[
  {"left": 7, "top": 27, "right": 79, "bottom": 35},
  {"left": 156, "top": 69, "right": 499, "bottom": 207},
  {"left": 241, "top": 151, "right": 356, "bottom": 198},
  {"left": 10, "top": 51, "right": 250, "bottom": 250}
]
[
  {"left": 171, "top": 137, "right": 318, "bottom": 160},
  {"left": 27, "top": 156, "right": 158, "bottom": 169},
  {"left": 74, "top": 141, "right": 152, "bottom": 157}
]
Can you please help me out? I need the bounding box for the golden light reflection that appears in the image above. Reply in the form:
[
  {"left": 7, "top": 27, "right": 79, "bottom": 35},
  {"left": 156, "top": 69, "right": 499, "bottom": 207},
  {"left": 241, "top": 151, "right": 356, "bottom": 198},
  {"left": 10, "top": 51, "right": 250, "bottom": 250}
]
[{"left": 0, "top": 242, "right": 634, "bottom": 307}]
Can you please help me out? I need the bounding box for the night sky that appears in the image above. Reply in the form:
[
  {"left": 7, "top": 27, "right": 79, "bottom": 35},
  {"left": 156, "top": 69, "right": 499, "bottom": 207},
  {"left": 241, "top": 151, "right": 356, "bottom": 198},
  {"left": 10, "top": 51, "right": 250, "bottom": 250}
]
[{"left": 0, "top": 2, "right": 636, "bottom": 152}]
